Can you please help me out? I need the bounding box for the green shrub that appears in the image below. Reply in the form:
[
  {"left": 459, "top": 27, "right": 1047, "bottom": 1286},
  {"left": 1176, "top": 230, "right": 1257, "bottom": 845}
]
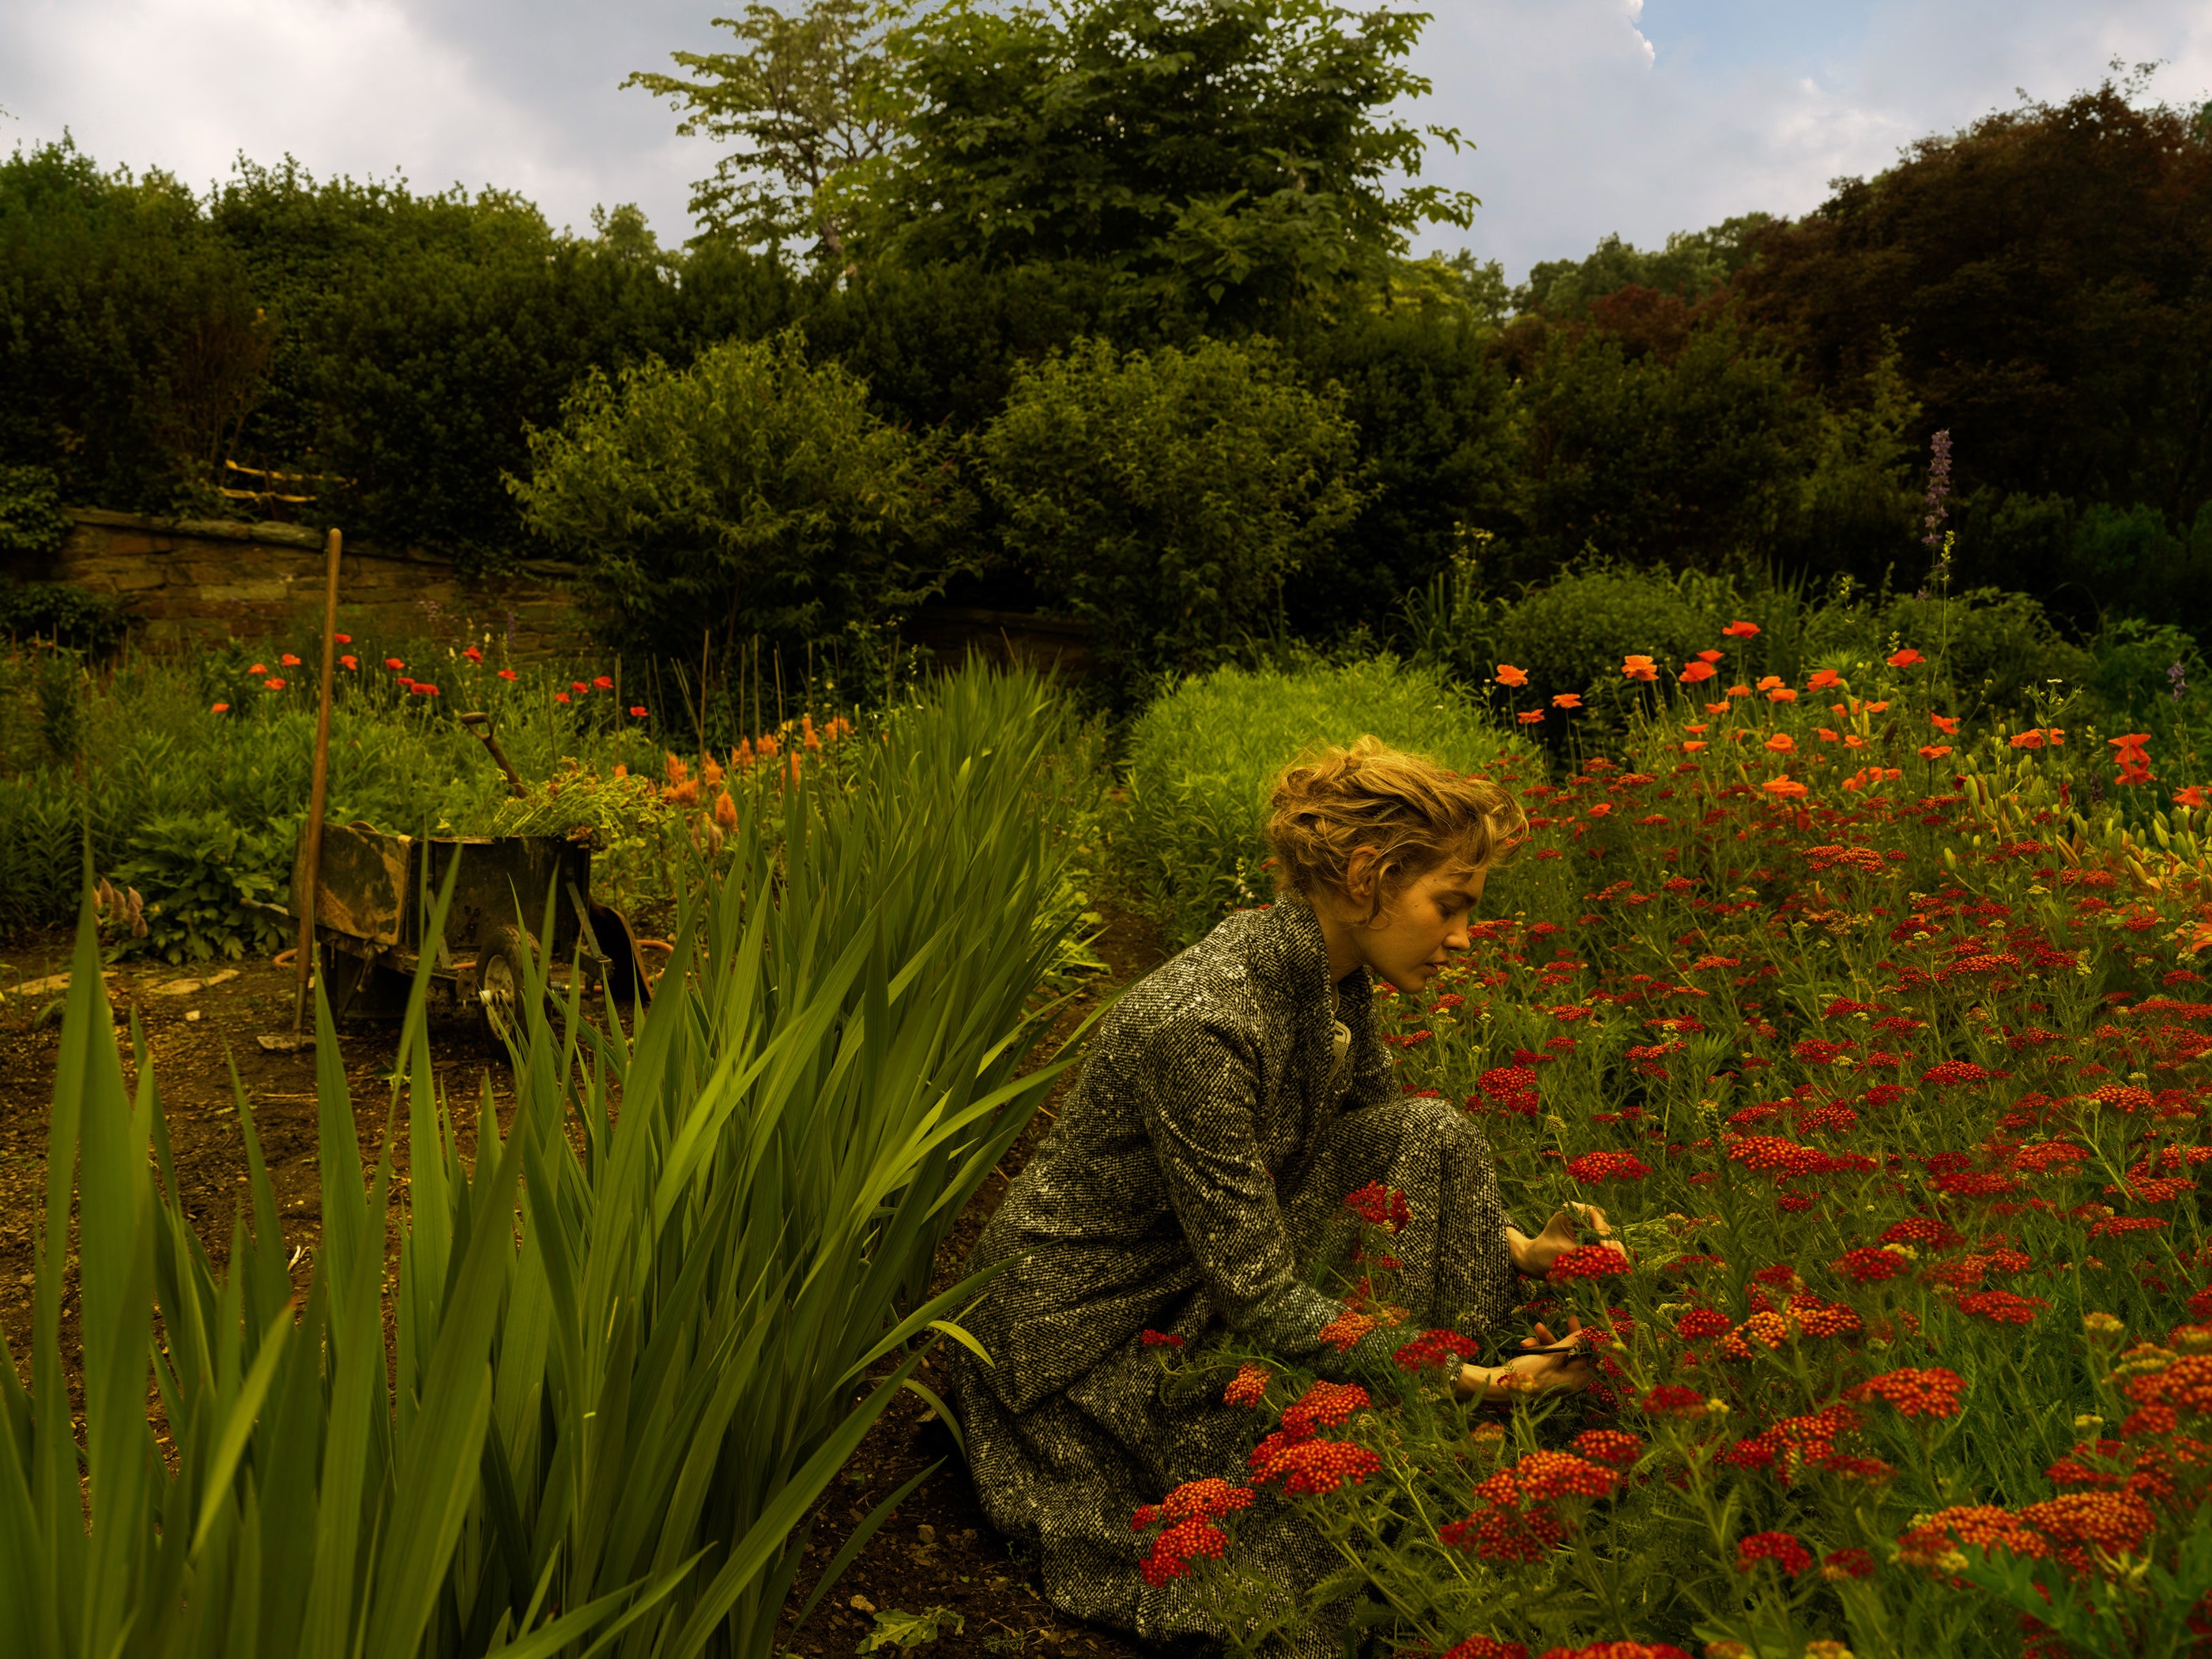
[
  {"left": 978, "top": 336, "right": 1366, "bottom": 703},
  {"left": 107, "top": 809, "right": 292, "bottom": 963},
  {"left": 511, "top": 328, "right": 971, "bottom": 666},
  {"left": 0, "top": 464, "right": 71, "bottom": 555},
  {"left": 0, "top": 584, "right": 134, "bottom": 655},
  {"left": 1124, "top": 656, "right": 1527, "bottom": 948},
  {"left": 1487, "top": 566, "right": 1716, "bottom": 714}
]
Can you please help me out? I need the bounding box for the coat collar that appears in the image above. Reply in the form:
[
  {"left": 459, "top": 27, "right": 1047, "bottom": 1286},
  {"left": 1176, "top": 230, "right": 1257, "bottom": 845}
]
[{"left": 1251, "top": 899, "right": 1367, "bottom": 1017}]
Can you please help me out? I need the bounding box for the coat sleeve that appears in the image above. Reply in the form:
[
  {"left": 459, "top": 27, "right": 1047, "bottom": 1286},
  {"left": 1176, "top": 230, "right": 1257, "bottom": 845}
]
[{"left": 1132, "top": 1009, "right": 1403, "bottom": 1379}]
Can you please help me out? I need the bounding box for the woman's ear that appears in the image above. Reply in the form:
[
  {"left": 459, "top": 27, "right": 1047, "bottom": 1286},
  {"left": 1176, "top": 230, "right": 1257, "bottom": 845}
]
[{"left": 1343, "top": 846, "right": 1379, "bottom": 905}]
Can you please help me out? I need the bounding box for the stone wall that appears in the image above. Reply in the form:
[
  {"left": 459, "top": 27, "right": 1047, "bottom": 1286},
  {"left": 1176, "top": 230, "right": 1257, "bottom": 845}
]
[
  {"left": 8, "top": 510, "right": 1097, "bottom": 677},
  {"left": 6, "top": 509, "right": 594, "bottom": 656}
]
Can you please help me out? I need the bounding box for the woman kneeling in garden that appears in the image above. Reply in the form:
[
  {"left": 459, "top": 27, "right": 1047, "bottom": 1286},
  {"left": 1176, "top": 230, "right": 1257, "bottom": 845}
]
[{"left": 948, "top": 738, "right": 1604, "bottom": 1654}]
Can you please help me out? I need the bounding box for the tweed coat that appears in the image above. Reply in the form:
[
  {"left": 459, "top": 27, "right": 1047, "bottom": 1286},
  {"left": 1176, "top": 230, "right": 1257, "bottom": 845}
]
[{"left": 946, "top": 899, "right": 1524, "bottom": 1654}]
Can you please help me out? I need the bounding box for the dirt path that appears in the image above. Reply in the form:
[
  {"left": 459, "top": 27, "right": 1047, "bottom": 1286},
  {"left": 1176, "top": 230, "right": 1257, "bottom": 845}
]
[{"left": 0, "top": 907, "right": 1170, "bottom": 1659}]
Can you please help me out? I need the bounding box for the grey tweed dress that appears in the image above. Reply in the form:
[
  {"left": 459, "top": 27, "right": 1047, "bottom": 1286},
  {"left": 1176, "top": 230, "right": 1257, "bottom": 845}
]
[{"left": 945, "top": 899, "right": 1524, "bottom": 1654}]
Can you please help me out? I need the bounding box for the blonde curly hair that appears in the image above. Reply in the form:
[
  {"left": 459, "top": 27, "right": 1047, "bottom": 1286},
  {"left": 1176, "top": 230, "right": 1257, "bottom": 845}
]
[{"left": 1264, "top": 735, "right": 1525, "bottom": 922}]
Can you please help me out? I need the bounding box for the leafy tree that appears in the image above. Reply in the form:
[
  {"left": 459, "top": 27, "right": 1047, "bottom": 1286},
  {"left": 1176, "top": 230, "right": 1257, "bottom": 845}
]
[
  {"left": 0, "top": 139, "right": 269, "bottom": 511},
  {"left": 1514, "top": 216, "right": 1774, "bottom": 317},
  {"left": 1509, "top": 318, "right": 1815, "bottom": 575},
  {"left": 1734, "top": 82, "right": 2212, "bottom": 525},
  {"left": 626, "top": 0, "right": 912, "bottom": 258},
  {"left": 1284, "top": 306, "right": 1517, "bottom": 639},
  {"left": 510, "top": 330, "right": 972, "bottom": 663},
  {"left": 864, "top": 0, "right": 1475, "bottom": 326},
  {"left": 207, "top": 158, "right": 797, "bottom": 560},
  {"left": 977, "top": 335, "right": 1364, "bottom": 699}
]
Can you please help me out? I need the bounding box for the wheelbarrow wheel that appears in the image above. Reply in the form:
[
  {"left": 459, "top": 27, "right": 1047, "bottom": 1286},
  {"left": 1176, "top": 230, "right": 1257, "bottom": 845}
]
[{"left": 478, "top": 924, "right": 534, "bottom": 1045}]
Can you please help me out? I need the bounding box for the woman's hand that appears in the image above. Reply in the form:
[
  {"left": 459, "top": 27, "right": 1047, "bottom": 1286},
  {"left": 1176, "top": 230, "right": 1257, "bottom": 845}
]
[
  {"left": 1505, "top": 1203, "right": 1616, "bottom": 1276},
  {"left": 1452, "top": 1317, "right": 1599, "bottom": 1404}
]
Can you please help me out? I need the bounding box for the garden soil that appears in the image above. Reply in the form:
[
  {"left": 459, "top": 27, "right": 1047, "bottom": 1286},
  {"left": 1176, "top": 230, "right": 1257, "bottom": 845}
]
[{"left": 0, "top": 906, "right": 1168, "bottom": 1659}]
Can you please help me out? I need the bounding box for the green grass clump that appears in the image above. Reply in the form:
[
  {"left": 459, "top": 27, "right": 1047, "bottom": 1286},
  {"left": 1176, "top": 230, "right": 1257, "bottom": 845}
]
[
  {"left": 5, "top": 662, "right": 1094, "bottom": 1659},
  {"left": 1124, "top": 657, "right": 1530, "bottom": 948}
]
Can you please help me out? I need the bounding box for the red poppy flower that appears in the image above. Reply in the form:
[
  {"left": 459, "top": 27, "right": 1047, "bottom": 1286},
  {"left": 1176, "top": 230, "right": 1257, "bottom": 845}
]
[
  {"left": 209, "top": 702, "right": 230, "bottom": 714},
  {"left": 264, "top": 677, "right": 285, "bottom": 690},
  {"left": 1887, "top": 647, "right": 1924, "bottom": 668},
  {"left": 1695, "top": 648, "right": 1724, "bottom": 663},
  {"left": 386, "top": 658, "right": 405, "bottom": 671},
  {"left": 339, "top": 654, "right": 357, "bottom": 671},
  {"left": 572, "top": 680, "right": 590, "bottom": 694},
  {"left": 280, "top": 653, "right": 300, "bottom": 667},
  {"left": 463, "top": 646, "right": 483, "bottom": 662},
  {"left": 1722, "top": 620, "right": 1760, "bottom": 638},
  {"left": 1807, "top": 668, "right": 1842, "bottom": 690},
  {"left": 497, "top": 668, "right": 517, "bottom": 681},
  {"left": 629, "top": 705, "right": 649, "bottom": 718},
  {"left": 554, "top": 692, "right": 571, "bottom": 704},
  {"left": 594, "top": 674, "right": 614, "bottom": 690},
  {"left": 247, "top": 663, "right": 268, "bottom": 675},
  {"left": 414, "top": 682, "right": 439, "bottom": 696},
  {"left": 333, "top": 632, "right": 351, "bottom": 644},
  {"left": 1517, "top": 709, "right": 1546, "bottom": 725}
]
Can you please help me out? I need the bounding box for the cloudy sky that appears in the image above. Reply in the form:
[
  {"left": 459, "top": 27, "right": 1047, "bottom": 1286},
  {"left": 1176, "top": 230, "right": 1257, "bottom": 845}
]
[{"left": 4, "top": 0, "right": 2210, "bottom": 278}]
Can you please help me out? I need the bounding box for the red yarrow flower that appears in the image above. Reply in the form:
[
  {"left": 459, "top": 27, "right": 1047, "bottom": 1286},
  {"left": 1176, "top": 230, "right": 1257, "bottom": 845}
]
[
  {"left": 1565, "top": 1151, "right": 1652, "bottom": 1183},
  {"left": 1548, "top": 1245, "right": 1632, "bottom": 1284},
  {"left": 1130, "top": 1478, "right": 1253, "bottom": 1531},
  {"left": 1396, "top": 1328, "right": 1480, "bottom": 1374},
  {"left": 1441, "top": 1638, "right": 1529, "bottom": 1659},
  {"left": 1345, "top": 1182, "right": 1412, "bottom": 1233},
  {"left": 1957, "top": 1290, "right": 2049, "bottom": 1325},
  {"left": 1822, "top": 1547, "right": 1875, "bottom": 1581},
  {"left": 1249, "top": 1437, "right": 1381, "bottom": 1495},
  {"left": 1835, "top": 1246, "right": 1908, "bottom": 1284},
  {"left": 1570, "top": 1429, "right": 1643, "bottom": 1469},
  {"left": 1852, "top": 1367, "right": 1967, "bottom": 1418},
  {"left": 1534, "top": 1644, "right": 1694, "bottom": 1659},
  {"left": 1735, "top": 1531, "right": 1813, "bottom": 1575},
  {"left": 1139, "top": 1329, "right": 1184, "bottom": 1348},
  {"left": 1138, "top": 1516, "right": 1227, "bottom": 1586},
  {"left": 1223, "top": 1362, "right": 1270, "bottom": 1408}
]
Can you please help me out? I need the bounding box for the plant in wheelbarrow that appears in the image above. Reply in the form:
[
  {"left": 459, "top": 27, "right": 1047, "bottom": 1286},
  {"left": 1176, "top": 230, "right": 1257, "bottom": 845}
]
[{"left": 2, "top": 661, "right": 1102, "bottom": 1658}]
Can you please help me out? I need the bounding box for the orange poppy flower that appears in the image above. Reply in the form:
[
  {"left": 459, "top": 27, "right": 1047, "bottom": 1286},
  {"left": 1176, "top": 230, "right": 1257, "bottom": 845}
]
[
  {"left": 1552, "top": 692, "right": 1584, "bottom": 710},
  {"left": 1765, "top": 733, "right": 1796, "bottom": 753},
  {"left": 1495, "top": 663, "right": 1528, "bottom": 688},
  {"left": 1680, "top": 661, "right": 1717, "bottom": 684},
  {"left": 1887, "top": 647, "right": 1924, "bottom": 669},
  {"left": 1929, "top": 713, "right": 1960, "bottom": 734},
  {"left": 1723, "top": 620, "right": 1761, "bottom": 638}
]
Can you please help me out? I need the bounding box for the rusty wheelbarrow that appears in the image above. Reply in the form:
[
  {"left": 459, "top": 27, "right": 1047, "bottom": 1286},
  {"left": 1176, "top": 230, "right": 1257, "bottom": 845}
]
[{"left": 292, "top": 821, "right": 651, "bottom": 1037}]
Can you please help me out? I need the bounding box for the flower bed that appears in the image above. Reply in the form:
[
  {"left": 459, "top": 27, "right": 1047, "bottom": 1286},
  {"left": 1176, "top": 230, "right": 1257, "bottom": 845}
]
[{"left": 1131, "top": 629, "right": 2210, "bottom": 1657}]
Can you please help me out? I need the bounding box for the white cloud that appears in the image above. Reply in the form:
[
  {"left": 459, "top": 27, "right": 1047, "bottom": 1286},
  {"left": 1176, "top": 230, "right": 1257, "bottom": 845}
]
[
  {"left": 1404, "top": 0, "right": 2212, "bottom": 277},
  {"left": 3, "top": 0, "right": 2206, "bottom": 272},
  {"left": 0, "top": 0, "right": 710, "bottom": 236}
]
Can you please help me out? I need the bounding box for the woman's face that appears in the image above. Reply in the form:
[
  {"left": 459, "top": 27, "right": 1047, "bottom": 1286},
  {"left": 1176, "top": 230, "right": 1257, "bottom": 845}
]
[{"left": 1354, "top": 861, "right": 1487, "bottom": 994}]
